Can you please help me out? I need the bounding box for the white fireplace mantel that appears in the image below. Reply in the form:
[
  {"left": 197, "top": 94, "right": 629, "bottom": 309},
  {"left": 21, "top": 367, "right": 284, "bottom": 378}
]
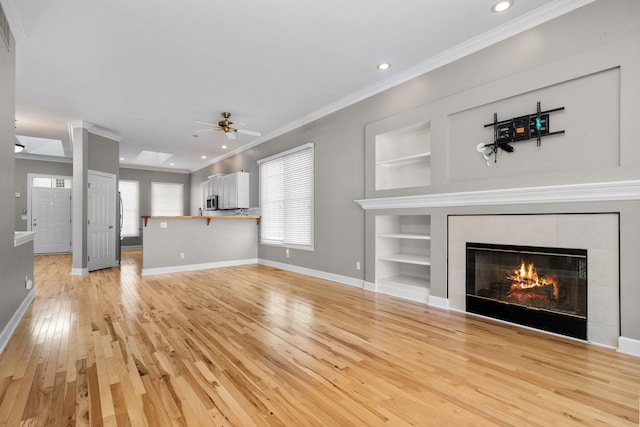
[{"left": 355, "top": 180, "right": 640, "bottom": 210}]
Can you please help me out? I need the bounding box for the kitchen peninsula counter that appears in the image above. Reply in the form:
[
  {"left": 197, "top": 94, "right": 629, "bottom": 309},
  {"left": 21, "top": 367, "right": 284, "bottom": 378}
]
[{"left": 141, "top": 215, "right": 260, "bottom": 275}]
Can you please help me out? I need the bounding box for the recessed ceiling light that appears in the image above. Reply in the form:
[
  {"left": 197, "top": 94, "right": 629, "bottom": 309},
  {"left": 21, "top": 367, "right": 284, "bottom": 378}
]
[
  {"left": 377, "top": 62, "right": 391, "bottom": 71},
  {"left": 201, "top": 155, "right": 206, "bottom": 159},
  {"left": 119, "top": 157, "right": 124, "bottom": 161},
  {"left": 169, "top": 162, "right": 175, "bottom": 166},
  {"left": 491, "top": 0, "right": 513, "bottom": 13},
  {"left": 222, "top": 145, "right": 227, "bottom": 150}
]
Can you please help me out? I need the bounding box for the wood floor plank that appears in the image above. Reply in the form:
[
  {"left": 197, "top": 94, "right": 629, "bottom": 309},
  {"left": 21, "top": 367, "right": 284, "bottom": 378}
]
[{"left": 0, "top": 251, "right": 637, "bottom": 426}]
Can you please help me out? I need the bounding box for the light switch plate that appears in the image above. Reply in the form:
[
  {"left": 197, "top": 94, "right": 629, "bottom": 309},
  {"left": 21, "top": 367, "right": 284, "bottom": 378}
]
[{"left": 160, "top": 222, "right": 168, "bottom": 229}]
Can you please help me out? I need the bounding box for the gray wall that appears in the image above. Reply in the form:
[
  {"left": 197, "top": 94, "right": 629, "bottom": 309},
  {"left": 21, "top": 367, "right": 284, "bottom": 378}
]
[
  {"left": 14, "top": 158, "right": 72, "bottom": 231},
  {"left": 0, "top": 28, "right": 33, "bottom": 339},
  {"left": 120, "top": 167, "right": 191, "bottom": 247},
  {"left": 190, "top": 1, "right": 640, "bottom": 340},
  {"left": 13, "top": 161, "right": 191, "bottom": 249}
]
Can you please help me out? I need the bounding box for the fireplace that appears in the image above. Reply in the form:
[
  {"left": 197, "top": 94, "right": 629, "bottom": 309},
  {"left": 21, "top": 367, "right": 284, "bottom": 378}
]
[{"left": 466, "top": 242, "right": 587, "bottom": 339}]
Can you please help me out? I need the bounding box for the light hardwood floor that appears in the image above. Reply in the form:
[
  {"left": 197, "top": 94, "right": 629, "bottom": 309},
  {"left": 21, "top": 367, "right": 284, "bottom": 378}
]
[{"left": 0, "top": 250, "right": 638, "bottom": 426}]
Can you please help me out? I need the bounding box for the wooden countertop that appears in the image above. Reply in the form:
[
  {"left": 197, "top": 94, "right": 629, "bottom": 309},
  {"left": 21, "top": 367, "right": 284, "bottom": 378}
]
[{"left": 142, "top": 215, "right": 261, "bottom": 226}]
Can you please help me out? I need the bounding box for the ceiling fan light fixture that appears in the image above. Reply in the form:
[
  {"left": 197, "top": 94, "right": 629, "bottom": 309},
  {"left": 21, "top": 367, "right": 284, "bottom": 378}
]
[
  {"left": 491, "top": 0, "right": 513, "bottom": 13},
  {"left": 15, "top": 143, "right": 25, "bottom": 153}
]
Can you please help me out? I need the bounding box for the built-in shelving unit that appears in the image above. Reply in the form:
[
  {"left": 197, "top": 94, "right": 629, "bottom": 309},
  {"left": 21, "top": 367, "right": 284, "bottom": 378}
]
[
  {"left": 375, "top": 215, "right": 431, "bottom": 303},
  {"left": 375, "top": 122, "right": 431, "bottom": 191}
]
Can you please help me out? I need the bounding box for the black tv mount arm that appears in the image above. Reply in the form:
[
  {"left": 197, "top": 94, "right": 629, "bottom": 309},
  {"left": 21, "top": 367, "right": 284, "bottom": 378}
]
[{"left": 477, "top": 101, "right": 565, "bottom": 164}]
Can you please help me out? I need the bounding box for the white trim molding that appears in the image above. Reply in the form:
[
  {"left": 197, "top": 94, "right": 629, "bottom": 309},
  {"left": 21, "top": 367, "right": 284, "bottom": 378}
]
[
  {"left": 0, "top": 289, "right": 34, "bottom": 354},
  {"left": 618, "top": 337, "right": 640, "bottom": 358},
  {"left": 428, "top": 295, "right": 450, "bottom": 310},
  {"left": 356, "top": 180, "right": 640, "bottom": 210},
  {"left": 71, "top": 267, "right": 89, "bottom": 276},
  {"left": 67, "top": 120, "right": 122, "bottom": 143},
  {"left": 259, "top": 259, "right": 364, "bottom": 289},
  {"left": 141, "top": 259, "right": 258, "bottom": 276}
]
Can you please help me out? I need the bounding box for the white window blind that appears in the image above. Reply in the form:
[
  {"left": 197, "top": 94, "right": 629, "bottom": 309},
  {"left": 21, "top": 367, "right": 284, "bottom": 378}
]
[
  {"left": 151, "top": 182, "right": 184, "bottom": 216},
  {"left": 259, "top": 143, "right": 313, "bottom": 250},
  {"left": 119, "top": 180, "right": 139, "bottom": 237}
]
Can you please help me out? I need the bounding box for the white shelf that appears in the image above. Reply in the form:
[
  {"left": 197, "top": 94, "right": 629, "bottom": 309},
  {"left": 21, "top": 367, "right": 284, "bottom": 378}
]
[
  {"left": 378, "top": 253, "right": 431, "bottom": 266},
  {"left": 376, "top": 152, "right": 431, "bottom": 168},
  {"left": 377, "top": 232, "right": 431, "bottom": 240},
  {"left": 378, "top": 274, "right": 430, "bottom": 288},
  {"left": 374, "top": 121, "right": 431, "bottom": 191}
]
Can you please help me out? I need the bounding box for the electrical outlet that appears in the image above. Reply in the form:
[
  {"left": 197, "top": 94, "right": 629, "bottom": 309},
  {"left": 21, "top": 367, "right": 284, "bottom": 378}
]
[
  {"left": 160, "top": 222, "right": 168, "bottom": 229},
  {"left": 180, "top": 252, "right": 185, "bottom": 259},
  {"left": 356, "top": 262, "right": 361, "bottom": 271},
  {"left": 25, "top": 276, "right": 33, "bottom": 290},
  {"left": 285, "top": 248, "right": 290, "bottom": 258}
]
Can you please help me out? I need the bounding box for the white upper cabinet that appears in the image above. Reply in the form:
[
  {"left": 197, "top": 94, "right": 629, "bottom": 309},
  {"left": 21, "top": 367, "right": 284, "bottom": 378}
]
[{"left": 208, "top": 171, "right": 249, "bottom": 210}]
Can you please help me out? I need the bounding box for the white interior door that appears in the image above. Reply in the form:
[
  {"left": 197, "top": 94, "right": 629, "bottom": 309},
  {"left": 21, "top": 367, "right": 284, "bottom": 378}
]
[
  {"left": 31, "top": 187, "right": 71, "bottom": 254},
  {"left": 88, "top": 171, "right": 116, "bottom": 271}
]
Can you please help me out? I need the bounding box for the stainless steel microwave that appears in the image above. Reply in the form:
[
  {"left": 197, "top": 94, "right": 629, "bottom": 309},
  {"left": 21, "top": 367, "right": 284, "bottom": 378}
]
[{"left": 206, "top": 195, "right": 218, "bottom": 210}]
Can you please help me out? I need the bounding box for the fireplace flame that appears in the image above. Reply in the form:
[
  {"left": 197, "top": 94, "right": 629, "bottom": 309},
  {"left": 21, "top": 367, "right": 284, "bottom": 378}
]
[{"left": 506, "top": 260, "right": 558, "bottom": 301}]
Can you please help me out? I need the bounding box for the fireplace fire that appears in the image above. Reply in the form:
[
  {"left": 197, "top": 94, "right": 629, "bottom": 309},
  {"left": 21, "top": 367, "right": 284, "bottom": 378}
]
[{"left": 466, "top": 243, "right": 587, "bottom": 339}]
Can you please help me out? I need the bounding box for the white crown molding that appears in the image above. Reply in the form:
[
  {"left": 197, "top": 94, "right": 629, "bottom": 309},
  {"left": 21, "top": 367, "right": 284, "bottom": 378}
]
[
  {"left": 355, "top": 180, "right": 640, "bottom": 210},
  {"left": 119, "top": 163, "right": 190, "bottom": 174},
  {"left": 192, "top": 0, "right": 594, "bottom": 173},
  {"left": 67, "top": 120, "right": 121, "bottom": 143},
  {"left": 15, "top": 153, "right": 72, "bottom": 164}
]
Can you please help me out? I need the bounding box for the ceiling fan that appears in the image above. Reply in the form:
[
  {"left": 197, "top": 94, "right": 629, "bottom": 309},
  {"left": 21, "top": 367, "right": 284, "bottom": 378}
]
[{"left": 194, "top": 112, "right": 262, "bottom": 140}]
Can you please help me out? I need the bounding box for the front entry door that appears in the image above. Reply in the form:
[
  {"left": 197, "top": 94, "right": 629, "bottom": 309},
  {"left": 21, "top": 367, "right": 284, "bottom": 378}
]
[
  {"left": 31, "top": 187, "right": 71, "bottom": 254},
  {"left": 87, "top": 171, "right": 116, "bottom": 271}
]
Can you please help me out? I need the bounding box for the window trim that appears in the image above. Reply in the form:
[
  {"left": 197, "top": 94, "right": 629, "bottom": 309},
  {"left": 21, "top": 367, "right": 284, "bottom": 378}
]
[{"left": 258, "top": 143, "right": 314, "bottom": 251}]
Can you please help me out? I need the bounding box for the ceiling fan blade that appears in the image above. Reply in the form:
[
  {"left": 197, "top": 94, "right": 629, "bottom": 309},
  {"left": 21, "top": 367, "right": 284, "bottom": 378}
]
[
  {"left": 193, "top": 128, "right": 215, "bottom": 133},
  {"left": 236, "top": 129, "right": 262, "bottom": 137},
  {"left": 195, "top": 120, "right": 218, "bottom": 127},
  {"left": 226, "top": 132, "right": 236, "bottom": 140}
]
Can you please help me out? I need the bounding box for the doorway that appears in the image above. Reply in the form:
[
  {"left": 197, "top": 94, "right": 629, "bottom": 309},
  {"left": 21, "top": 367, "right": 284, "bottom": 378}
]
[
  {"left": 87, "top": 170, "right": 117, "bottom": 271},
  {"left": 28, "top": 174, "right": 72, "bottom": 254}
]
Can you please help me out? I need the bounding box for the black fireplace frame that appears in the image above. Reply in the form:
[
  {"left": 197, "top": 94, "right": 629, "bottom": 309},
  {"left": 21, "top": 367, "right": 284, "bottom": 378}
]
[{"left": 466, "top": 242, "right": 587, "bottom": 340}]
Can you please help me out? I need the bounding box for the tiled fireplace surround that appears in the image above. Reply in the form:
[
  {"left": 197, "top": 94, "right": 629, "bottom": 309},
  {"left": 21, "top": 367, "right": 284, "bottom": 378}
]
[{"left": 448, "top": 213, "right": 618, "bottom": 347}]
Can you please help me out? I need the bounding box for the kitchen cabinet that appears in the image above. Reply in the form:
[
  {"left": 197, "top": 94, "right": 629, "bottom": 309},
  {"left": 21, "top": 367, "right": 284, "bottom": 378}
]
[{"left": 208, "top": 171, "right": 249, "bottom": 210}]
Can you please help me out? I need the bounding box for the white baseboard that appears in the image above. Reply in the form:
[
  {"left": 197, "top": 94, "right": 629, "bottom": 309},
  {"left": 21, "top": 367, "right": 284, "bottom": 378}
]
[
  {"left": 377, "top": 283, "right": 429, "bottom": 304},
  {"left": 618, "top": 337, "right": 640, "bottom": 357},
  {"left": 142, "top": 259, "right": 258, "bottom": 276},
  {"left": 259, "top": 259, "right": 364, "bottom": 289},
  {"left": 71, "top": 267, "right": 88, "bottom": 276},
  {"left": 0, "top": 289, "right": 35, "bottom": 354},
  {"left": 363, "top": 281, "right": 376, "bottom": 292},
  {"left": 121, "top": 245, "right": 142, "bottom": 250},
  {"left": 428, "top": 295, "right": 449, "bottom": 310}
]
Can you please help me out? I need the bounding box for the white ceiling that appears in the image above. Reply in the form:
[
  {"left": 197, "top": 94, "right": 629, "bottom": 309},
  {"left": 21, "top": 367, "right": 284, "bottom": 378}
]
[{"left": 3, "top": 0, "right": 591, "bottom": 172}]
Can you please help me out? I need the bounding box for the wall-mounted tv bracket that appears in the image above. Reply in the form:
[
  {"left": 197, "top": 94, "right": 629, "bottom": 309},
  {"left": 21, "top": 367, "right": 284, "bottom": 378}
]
[{"left": 476, "top": 102, "right": 565, "bottom": 165}]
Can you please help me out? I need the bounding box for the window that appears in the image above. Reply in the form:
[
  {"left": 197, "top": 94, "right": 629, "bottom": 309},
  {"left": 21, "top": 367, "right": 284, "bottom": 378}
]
[
  {"left": 258, "top": 143, "right": 313, "bottom": 250},
  {"left": 119, "top": 180, "right": 140, "bottom": 237},
  {"left": 151, "top": 182, "right": 184, "bottom": 216},
  {"left": 32, "top": 177, "right": 72, "bottom": 188}
]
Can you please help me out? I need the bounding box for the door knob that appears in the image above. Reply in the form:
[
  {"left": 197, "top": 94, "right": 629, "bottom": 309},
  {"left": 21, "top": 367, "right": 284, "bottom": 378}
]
[{"left": 108, "top": 225, "right": 114, "bottom": 229}]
